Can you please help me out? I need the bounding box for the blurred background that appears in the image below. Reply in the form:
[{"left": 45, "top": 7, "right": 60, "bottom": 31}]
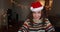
[{"left": 0, "top": 0, "right": 60, "bottom": 32}]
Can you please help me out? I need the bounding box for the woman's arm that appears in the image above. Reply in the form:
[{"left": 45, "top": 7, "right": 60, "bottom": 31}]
[
  {"left": 45, "top": 19, "right": 56, "bottom": 32},
  {"left": 18, "top": 19, "right": 29, "bottom": 32}
]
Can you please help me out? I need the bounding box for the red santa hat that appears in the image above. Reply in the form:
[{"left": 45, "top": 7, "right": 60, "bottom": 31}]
[{"left": 30, "top": 1, "right": 44, "bottom": 12}]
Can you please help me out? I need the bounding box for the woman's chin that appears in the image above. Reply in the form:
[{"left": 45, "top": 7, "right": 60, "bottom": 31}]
[{"left": 33, "top": 18, "right": 40, "bottom": 20}]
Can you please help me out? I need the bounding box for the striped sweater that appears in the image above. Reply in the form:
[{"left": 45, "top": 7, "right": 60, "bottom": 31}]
[{"left": 18, "top": 18, "right": 55, "bottom": 32}]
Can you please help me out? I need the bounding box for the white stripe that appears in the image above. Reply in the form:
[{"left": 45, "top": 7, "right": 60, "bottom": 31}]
[
  {"left": 48, "top": 28, "right": 55, "bottom": 32},
  {"left": 18, "top": 31, "right": 22, "bottom": 32}
]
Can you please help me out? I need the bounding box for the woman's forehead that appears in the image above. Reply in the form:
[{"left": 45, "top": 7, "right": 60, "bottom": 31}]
[{"left": 32, "top": 11, "right": 41, "bottom": 13}]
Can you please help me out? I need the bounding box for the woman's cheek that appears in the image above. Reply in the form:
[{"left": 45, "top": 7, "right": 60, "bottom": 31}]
[
  {"left": 33, "top": 14, "right": 35, "bottom": 17},
  {"left": 39, "top": 14, "right": 41, "bottom": 17}
]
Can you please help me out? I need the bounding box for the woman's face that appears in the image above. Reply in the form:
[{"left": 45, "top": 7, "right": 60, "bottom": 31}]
[{"left": 32, "top": 11, "right": 41, "bottom": 20}]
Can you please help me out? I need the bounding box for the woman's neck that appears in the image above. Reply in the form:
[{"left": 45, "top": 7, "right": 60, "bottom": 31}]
[
  {"left": 33, "top": 18, "right": 40, "bottom": 20},
  {"left": 33, "top": 18, "right": 42, "bottom": 23}
]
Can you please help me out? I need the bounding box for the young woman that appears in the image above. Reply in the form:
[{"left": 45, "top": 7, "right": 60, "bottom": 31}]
[{"left": 18, "top": 1, "right": 55, "bottom": 32}]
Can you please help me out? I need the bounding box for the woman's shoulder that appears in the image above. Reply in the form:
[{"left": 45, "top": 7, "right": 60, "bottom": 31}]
[
  {"left": 45, "top": 18, "right": 49, "bottom": 20},
  {"left": 44, "top": 18, "right": 51, "bottom": 23},
  {"left": 24, "top": 19, "right": 30, "bottom": 23},
  {"left": 23, "top": 19, "right": 30, "bottom": 25},
  {"left": 42, "top": 18, "right": 49, "bottom": 22}
]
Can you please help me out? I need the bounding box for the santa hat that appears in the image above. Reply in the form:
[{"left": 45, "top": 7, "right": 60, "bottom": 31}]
[{"left": 30, "top": 1, "right": 44, "bottom": 12}]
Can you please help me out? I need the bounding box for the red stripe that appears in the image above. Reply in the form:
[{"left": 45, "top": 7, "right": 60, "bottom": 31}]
[
  {"left": 45, "top": 24, "right": 52, "bottom": 30},
  {"left": 24, "top": 23, "right": 29, "bottom": 28}
]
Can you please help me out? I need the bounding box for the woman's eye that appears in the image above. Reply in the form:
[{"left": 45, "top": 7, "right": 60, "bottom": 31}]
[{"left": 38, "top": 12, "right": 41, "bottom": 13}]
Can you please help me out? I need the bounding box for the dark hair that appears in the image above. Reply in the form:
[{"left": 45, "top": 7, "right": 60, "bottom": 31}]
[{"left": 27, "top": 7, "right": 47, "bottom": 26}]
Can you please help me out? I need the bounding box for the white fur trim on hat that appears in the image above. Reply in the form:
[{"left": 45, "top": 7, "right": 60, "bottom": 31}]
[{"left": 30, "top": 6, "right": 43, "bottom": 12}]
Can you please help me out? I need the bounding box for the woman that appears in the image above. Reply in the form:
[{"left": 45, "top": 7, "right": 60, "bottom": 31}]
[{"left": 18, "top": 1, "right": 55, "bottom": 32}]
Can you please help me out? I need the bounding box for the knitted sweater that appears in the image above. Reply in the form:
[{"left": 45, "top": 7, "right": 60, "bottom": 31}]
[{"left": 18, "top": 18, "right": 55, "bottom": 32}]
